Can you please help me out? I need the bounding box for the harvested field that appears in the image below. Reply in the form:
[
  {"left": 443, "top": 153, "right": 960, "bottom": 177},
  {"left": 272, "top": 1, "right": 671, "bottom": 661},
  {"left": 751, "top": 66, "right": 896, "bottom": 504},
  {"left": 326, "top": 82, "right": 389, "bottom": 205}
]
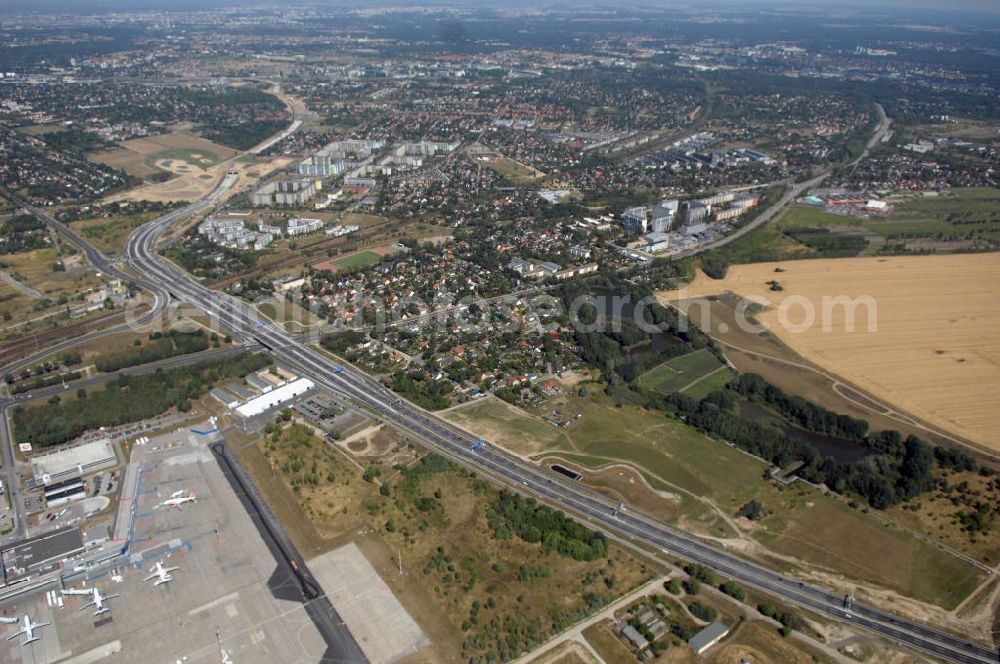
[
  {"left": 661, "top": 254, "right": 1000, "bottom": 453},
  {"left": 669, "top": 295, "right": 960, "bottom": 448}
]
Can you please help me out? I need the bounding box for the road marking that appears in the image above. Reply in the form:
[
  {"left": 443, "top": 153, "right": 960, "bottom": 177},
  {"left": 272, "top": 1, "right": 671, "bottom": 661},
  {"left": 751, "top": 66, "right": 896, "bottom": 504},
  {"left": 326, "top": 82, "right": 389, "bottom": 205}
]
[{"left": 188, "top": 591, "right": 240, "bottom": 616}]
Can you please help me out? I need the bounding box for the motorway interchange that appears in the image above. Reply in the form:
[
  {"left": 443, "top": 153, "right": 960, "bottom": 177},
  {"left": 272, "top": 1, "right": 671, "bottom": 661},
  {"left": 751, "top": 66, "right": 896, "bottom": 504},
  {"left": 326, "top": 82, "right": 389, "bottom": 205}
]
[
  {"left": 116, "top": 170, "right": 999, "bottom": 663},
  {"left": 0, "top": 114, "right": 992, "bottom": 661}
]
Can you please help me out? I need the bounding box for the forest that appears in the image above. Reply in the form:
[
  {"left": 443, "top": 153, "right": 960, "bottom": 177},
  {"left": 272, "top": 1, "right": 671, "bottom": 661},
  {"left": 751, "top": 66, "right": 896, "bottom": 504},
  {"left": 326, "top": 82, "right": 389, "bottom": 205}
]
[
  {"left": 487, "top": 490, "right": 608, "bottom": 562},
  {"left": 13, "top": 352, "right": 269, "bottom": 447}
]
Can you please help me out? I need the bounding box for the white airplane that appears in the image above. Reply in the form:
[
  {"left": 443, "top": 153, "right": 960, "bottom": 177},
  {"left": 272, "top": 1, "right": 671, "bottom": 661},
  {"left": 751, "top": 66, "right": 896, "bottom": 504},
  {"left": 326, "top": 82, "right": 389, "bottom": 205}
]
[
  {"left": 160, "top": 491, "right": 197, "bottom": 509},
  {"left": 143, "top": 560, "right": 180, "bottom": 586},
  {"left": 62, "top": 587, "right": 118, "bottom": 615},
  {"left": 5, "top": 615, "right": 50, "bottom": 646},
  {"left": 0, "top": 616, "right": 17, "bottom": 625}
]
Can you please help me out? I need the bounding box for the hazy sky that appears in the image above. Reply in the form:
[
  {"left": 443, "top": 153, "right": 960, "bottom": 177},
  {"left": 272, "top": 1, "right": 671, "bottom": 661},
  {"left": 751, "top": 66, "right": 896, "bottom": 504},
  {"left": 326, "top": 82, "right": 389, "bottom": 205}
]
[{"left": 2, "top": 0, "right": 999, "bottom": 15}]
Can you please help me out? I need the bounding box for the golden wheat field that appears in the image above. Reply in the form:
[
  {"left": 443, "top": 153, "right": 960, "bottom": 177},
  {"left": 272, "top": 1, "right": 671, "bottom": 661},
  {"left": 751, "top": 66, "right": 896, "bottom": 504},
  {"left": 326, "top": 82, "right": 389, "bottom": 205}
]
[{"left": 660, "top": 253, "right": 1000, "bottom": 452}]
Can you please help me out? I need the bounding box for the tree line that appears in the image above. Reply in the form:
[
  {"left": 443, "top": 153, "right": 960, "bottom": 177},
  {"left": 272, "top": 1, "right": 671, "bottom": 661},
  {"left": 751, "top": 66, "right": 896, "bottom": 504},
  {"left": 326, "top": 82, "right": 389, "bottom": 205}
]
[
  {"left": 654, "top": 381, "right": 936, "bottom": 509},
  {"left": 95, "top": 329, "right": 214, "bottom": 373},
  {"left": 13, "top": 352, "right": 269, "bottom": 447},
  {"left": 731, "top": 373, "right": 870, "bottom": 441}
]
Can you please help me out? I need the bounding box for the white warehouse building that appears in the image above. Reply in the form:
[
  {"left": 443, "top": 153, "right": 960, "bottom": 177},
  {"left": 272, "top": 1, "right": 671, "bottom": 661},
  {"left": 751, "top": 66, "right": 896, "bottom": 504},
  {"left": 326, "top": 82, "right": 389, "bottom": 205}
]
[{"left": 235, "top": 378, "right": 315, "bottom": 418}]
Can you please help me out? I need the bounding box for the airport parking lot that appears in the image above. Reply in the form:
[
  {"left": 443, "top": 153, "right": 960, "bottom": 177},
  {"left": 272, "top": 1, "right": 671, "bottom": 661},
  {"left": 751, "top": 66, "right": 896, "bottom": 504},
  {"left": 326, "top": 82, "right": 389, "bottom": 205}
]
[{"left": 0, "top": 425, "right": 333, "bottom": 664}]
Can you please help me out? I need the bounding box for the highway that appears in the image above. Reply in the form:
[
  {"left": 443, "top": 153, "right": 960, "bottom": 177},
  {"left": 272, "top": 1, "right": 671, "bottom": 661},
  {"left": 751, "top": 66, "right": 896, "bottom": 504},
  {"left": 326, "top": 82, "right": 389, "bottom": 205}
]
[
  {"left": 122, "top": 172, "right": 996, "bottom": 664},
  {"left": 0, "top": 179, "right": 235, "bottom": 542},
  {"left": 3, "top": 98, "right": 991, "bottom": 661}
]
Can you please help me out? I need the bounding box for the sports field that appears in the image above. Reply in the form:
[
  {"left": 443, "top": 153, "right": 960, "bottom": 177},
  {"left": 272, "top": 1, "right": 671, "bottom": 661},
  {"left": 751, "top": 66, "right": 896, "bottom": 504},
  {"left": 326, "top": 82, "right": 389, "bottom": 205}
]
[
  {"left": 484, "top": 156, "right": 546, "bottom": 184},
  {"left": 332, "top": 250, "right": 382, "bottom": 270},
  {"left": 636, "top": 348, "right": 724, "bottom": 394},
  {"left": 681, "top": 366, "right": 737, "bottom": 401},
  {"left": 662, "top": 253, "right": 1000, "bottom": 452}
]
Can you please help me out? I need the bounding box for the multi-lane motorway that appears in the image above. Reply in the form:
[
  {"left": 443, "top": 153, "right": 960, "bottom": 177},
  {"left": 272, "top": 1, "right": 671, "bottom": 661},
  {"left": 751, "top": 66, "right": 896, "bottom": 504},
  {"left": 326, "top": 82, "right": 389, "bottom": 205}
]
[
  {"left": 0, "top": 179, "right": 237, "bottom": 543},
  {"left": 2, "top": 97, "right": 991, "bottom": 661},
  {"left": 119, "top": 172, "right": 997, "bottom": 664}
]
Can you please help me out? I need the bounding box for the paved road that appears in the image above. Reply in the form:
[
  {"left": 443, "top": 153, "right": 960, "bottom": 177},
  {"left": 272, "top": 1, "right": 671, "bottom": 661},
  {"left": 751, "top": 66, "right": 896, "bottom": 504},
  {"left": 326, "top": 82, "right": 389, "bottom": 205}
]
[
  {"left": 8, "top": 100, "right": 993, "bottom": 662},
  {"left": 123, "top": 171, "right": 995, "bottom": 664},
  {"left": 0, "top": 344, "right": 253, "bottom": 546},
  {"left": 674, "top": 103, "right": 891, "bottom": 260},
  {"left": 0, "top": 178, "right": 233, "bottom": 543}
]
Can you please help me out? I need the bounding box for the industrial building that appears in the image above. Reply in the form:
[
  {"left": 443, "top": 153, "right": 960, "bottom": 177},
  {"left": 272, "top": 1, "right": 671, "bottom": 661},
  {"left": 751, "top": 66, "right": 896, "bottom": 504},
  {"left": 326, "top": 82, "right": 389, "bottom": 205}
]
[
  {"left": 245, "top": 373, "right": 274, "bottom": 393},
  {"left": 235, "top": 377, "right": 316, "bottom": 418},
  {"left": 42, "top": 477, "right": 86, "bottom": 508},
  {"left": 688, "top": 621, "right": 731, "bottom": 655},
  {"left": 643, "top": 231, "right": 671, "bottom": 253},
  {"left": 210, "top": 387, "right": 240, "bottom": 408},
  {"left": 30, "top": 439, "right": 115, "bottom": 486},
  {"left": 620, "top": 624, "right": 649, "bottom": 650},
  {"left": 1, "top": 527, "right": 85, "bottom": 586}
]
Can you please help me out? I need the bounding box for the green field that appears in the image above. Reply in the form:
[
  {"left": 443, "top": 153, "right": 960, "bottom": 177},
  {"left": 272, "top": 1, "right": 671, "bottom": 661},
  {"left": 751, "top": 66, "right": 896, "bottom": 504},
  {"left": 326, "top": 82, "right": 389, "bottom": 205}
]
[
  {"left": 779, "top": 187, "right": 1000, "bottom": 245},
  {"left": 450, "top": 384, "right": 986, "bottom": 606},
  {"left": 487, "top": 156, "right": 545, "bottom": 185},
  {"left": 76, "top": 212, "right": 159, "bottom": 254},
  {"left": 698, "top": 187, "right": 1000, "bottom": 270},
  {"left": 332, "top": 251, "right": 382, "bottom": 270},
  {"left": 756, "top": 498, "right": 984, "bottom": 609},
  {"left": 636, "top": 349, "right": 724, "bottom": 394},
  {"left": 567, "top": 399, "right": 764, "bottom": 509},
  {"left": 680, "top": 366, "right": 737, "bottom": 401}
]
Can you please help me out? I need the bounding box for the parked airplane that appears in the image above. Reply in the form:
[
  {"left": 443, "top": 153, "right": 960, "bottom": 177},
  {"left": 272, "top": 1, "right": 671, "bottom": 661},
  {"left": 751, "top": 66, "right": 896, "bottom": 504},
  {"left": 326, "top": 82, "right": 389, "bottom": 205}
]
[
  {"left": 0, "top": 616, "right": 17, "bottom": 625},
  {"left": 143, "top": 560, "right": 180, "bottom": 586},
  {"left": 62, "top": 587, "right": 118, "bottom": 615},
  {"left": 4, "top": 615, "right": 50, "bottom": 646},
  {"left": 160, "top": 492, "right": 197, "bottom": 509}
]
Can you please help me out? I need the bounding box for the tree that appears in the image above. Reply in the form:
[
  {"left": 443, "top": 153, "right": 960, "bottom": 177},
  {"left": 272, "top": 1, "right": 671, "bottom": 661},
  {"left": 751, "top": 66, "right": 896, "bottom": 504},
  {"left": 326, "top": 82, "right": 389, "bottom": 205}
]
[
  {"left": 736, "top": 500, "right": 764, "bottom": 520},
  {"left": 720, "top": 581, "right": 747, "bottom": 601}
]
